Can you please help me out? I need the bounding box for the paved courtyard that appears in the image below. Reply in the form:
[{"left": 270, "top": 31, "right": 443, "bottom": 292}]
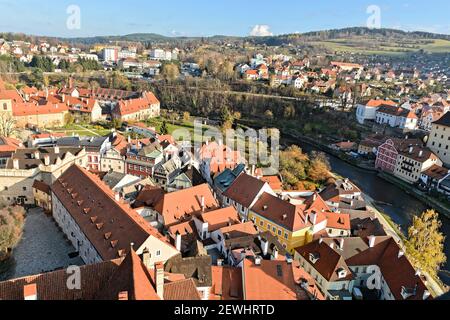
[{"left": 3, "top": 208, "right": 83, "bottom": 280}]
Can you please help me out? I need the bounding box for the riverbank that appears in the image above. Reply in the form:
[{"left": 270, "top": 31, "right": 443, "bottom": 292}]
[
  {"left": 378, "top": 172, "right": 450, "bottom": 219},
  {"left": 363, "top": 193, "right": 447, "bottom": 297},
  {"left": 278, "top": 128, "right": 450, "bottom": 220}
]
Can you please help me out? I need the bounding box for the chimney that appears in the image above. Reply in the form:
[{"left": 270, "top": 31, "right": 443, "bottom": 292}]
[
  {"left": 409, "top": 146, "right": 413, "bottom": 154},
  {"left": 339, "top": 238, "right": 345, "bottom": 250},
  {"left": 398, "top": 250, "right": 404, "bottom": 258},
  {"left": 313, "top": 193, "right": 317, "bottom": 201},
  {"left": 62, "top": 94, "right": 65, "bottom": 103},
  {"left": 114, "top": 192, "right": 121, "bottom": 202},
  {"left": 142, "top": 249, "right": 150, "bottom": 268},
  {"left": 54, "top": 146, "right": 59, "bottom": 154},
  {"left": 368, "top": 235, "right": 376, "bottom": 248},
  {"left": 175, "top": 231, "right": 182, "bottom": 252},
  {"left": 261, "top": 238, "right": 269, "bottom": 256},
  {"left": 254, "top": 256, "right": 262, "bottom": 266},
  {"left": 217, "top": 259, "right": 223, "bottom": 266},
  {"left": 419, "top": 150, "right": 423, "bottom": 157},
  {"left": 200, "top": 196, "right": 205, "bottom": 211},
  {"left": 34, "top": 150, "right": 40, "bottom": 159},
  {"left": 154, "top": 262, "right": 164, "bottom": 299},
  {"left": 23, "top": 283, "right": 37, "bottom": 300},
  {"left": 118, "top": 291, "right": 128, "bottom": 301},
  {"left": 12, "top": 158, "right": 20, "bottom": 169},
  {"left": 310, "top": 211, "right": 317, "bottom": 225},
  {"left": 423, "top": 290, "right": 431, "bottom": 300},
  {"left": 319, "top": 237, "right": 323, "bottom": 244}
]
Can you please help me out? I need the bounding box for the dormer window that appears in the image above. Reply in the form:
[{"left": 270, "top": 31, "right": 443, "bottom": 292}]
[
  {"left": 337, "top": 267, "right": 347, "bottom": 279},
  {"left": 309, "top": 252, "right": 320, "bottom": 264},
  {"left": 401, "top": 285, "right": 417, "bottom": 300}
]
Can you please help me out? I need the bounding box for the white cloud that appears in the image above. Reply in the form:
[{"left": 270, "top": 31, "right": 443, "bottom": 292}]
[{"left": 250, "top": 25, "right": 273, "bottom": 37}]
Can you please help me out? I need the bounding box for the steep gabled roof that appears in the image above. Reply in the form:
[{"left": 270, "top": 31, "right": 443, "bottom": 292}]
[
  {"left": 223, "top": 173, "right": 268, "bottom": 208},
  {"left": 52, "top": 165, "right": 172, "bottom": 260}
]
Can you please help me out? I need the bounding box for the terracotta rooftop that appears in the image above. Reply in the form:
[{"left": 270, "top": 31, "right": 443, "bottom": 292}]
[
  {"left": 223, "top": 173, "right": 268, "bottom": 208},
  {"left": 154, "top": 184, "right": 219, "bottom": 226},
  {"left": 51, "top": 165, "right": 172, "bottom": 261}
]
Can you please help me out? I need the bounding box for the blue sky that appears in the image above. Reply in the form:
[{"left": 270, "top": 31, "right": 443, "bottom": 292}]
[{"left": 0, "top": 0, "right": 449, "bottom": 37}]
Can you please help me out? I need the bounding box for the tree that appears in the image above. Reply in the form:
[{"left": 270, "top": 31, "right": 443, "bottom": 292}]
[
  {"left": 307, "top": 151, "right": 331, "bottom": 184},
  {"left": 283, "top": 104, "right": 296, "bottom": 119},
  {"left": 160, "top": 121, "right": 169, "bottom": 135},
  {"left": 64, "top": 113, "right": 75, "bottom": 126},
  {"left": 220, "top": 106, "right": 234, "bottom": 130},
  {"left": 183, "top": 112, "right": 191, "bottom": 122},
  {"left": 0, "top": 113, "right": 17, "bottom": 137},
  {"left": 161, "top": 63, "right": 180, "bottom": 82},
  {"left": 0, "top": 206, "right": 25, "bottom": 261},
  {"left": 405, "top": 209, "right": 446, "bottom": 277},
  {"left": 264, "top": 110, "right": 274, "bottom": 120}
]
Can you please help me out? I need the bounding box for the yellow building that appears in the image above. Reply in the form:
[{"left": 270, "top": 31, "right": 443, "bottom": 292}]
[
  {"left": 248, "top": 192, "right": 329, "bottom": 254},
  {"left": 32, "top": 179, "right": 52, "bottom": 212}
]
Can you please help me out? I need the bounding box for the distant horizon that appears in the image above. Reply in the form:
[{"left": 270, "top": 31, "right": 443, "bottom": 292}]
[
  {"left": 1, "top": 26, "right": 450, "bottom": 41},
  {"left": 0, "top": 0, "right": 449, "bottom": 38}
]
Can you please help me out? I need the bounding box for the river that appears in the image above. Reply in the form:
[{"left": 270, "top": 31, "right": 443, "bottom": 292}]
[{"left": 283, "top": 136, "right": 450, "bottom": 273}]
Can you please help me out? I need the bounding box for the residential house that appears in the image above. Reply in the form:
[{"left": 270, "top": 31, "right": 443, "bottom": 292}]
[
  {"left": 375, "top": 138, "right": 423, "bottom": 173},
  {"left": 427, "top": 112, "right": 450, "bottom": 166},
  {"left": 248, "top": 192, "right": 334, "bottom": 254},
  {"left": 419, "top": 164, "right": 450, "bottom": 195},
  {"left": 375, "top": 106, "right": 418, "bottom": 130},
  {"left": 320, "top": 179, "right": 366, "bottom": 211},
  {"left": 32, "top": 179, "right": 51, "bottom": 212},
  {"left": 295, "top": 236, "right": 431, "bottom": 300},
  {"left": 222, "top": 173, "right": 274, "bottom": 221},
  {"left": 393, "top": 145, "right": 441, "bottom": 184},
  {"left": 356, "top": 99, "right": 397, "bottom": 125}
]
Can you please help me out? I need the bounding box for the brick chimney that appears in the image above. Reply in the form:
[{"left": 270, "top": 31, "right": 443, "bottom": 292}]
[
  {"left": 34, "top": 150, "right": 40, "bottom": 159},
  {"left": 24, "top": 283, "right": 37, "bottom": 300},
  {"left": 154, "top": 262, "right": 164, "bottom": 299}
]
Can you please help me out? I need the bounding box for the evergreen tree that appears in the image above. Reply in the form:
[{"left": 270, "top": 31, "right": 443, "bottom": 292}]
[{"left": 160, "top": 121, "right": 169, "bottom": 135}]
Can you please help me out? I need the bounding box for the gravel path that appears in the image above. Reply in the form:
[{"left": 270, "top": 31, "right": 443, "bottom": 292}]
[{"left": 7, "top": 208, "right": 84, "bottom": 280}]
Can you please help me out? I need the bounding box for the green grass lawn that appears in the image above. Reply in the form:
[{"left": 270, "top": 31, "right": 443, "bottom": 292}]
[{"left": 49, "top": 124, "right": 112, "bottom": 137}]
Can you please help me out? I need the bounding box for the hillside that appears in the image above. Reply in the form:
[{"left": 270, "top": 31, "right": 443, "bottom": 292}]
[{"left": 2, "top": 27, "right": 450, "bottom": 55}]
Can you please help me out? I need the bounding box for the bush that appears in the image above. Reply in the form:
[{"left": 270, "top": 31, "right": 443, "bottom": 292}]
[{"left": 0, "top": 206, "right": 25, "bottom": 261}]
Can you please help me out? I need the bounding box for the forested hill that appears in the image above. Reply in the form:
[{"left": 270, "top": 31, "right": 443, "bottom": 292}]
[{"left": 1, "top": 27, "right": 450, "bottom": 50}]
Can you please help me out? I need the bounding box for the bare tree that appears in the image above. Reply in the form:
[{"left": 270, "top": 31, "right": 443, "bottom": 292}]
[{"left": 0, "top": 113, "right": 17, "bottom": 137}]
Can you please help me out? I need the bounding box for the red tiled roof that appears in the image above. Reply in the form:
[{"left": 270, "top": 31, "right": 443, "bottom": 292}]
[
  {"left": 115, "top": 92, "right": 159, "bottom": 116},
  {"left": 210, "top": 266, "right": 243, "bottom": 300},
  {"left": 197, "top": 206, "right": 240, "bottom": 232},
  {"left": 242, "top": 258, "right": 315, "bottom": 300},
  {"left": 51, "top": 165, "right": 173, "bottom": 260},
  {"left": 223, "top": 173, "right": 268, "bottom": 208},
  {"left": 154, "top": 184, "right": 219, "bottom": 226}
]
